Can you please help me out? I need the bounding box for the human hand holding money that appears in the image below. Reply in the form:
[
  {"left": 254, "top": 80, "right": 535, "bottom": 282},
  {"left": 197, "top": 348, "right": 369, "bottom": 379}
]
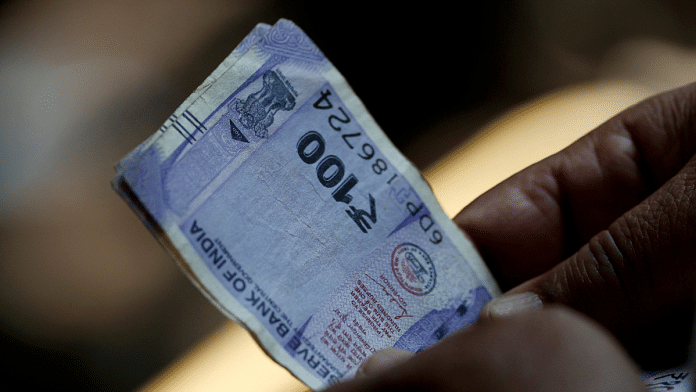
[
  {"left": 335, "top": 82, "right": 696, "bottom": 392},
  {"left": 328, "top": 80, "right": 696, "bottom": 392},
  {"left": 115, "top": 19, "right": 695, "bottom": 391}
]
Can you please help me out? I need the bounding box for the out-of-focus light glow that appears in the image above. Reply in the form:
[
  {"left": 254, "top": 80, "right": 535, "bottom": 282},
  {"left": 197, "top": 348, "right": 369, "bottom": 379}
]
[
  {"left": 140, "top": 80, "right": 656, "bottom": 391},
  {"left": 425, "top": 81, "right": 656, "bottom": 217},
  {"left": 140, "top": 322, "right": 309, "bottom": 392}
]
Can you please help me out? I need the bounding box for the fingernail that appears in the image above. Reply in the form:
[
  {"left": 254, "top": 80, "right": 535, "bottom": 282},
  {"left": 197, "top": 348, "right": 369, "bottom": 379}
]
[
  {"left": 354, "top": 366, "right": 367, "bottom": 379},
  {"left": 356, "top": 348, "right": 413, "bottom": 378},
  {"left": 484, "top": 292, "right": 543, "bottom": 318}
]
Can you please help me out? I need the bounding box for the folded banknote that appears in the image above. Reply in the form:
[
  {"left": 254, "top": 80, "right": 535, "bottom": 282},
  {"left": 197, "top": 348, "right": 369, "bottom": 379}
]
[{"left": 113, "top": 19, "right": 501, "bottom": 389}]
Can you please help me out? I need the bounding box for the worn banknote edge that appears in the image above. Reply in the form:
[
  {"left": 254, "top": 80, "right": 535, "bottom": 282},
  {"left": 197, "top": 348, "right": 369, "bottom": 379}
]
[
  {"left": 111, "top": 16, "right": 271, "bottom": 321},
  {"left": 113, "top": 20, "right": 337, "bottom": 388},
  {"left": 114, "top": 22, "right": 272, "bottom": 174}
]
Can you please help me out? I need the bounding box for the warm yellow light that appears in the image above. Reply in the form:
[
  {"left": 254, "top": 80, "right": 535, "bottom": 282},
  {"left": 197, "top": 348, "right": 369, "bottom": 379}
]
[
  {"left": 425, "top": 81, "right": 656, "bottom": 217},
  {"left": 140, "top": 322, "right": 308, "bottom": 392}
]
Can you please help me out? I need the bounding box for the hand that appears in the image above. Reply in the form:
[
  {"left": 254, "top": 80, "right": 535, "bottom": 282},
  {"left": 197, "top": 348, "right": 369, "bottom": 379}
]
[
  {"left": 456, "top": 82, "right": 696, "bottom": 368},
  {"left": 326, "top": 306, "right": 645, "bottom": 392},
  {"left": 329, "top": 82, "right": 696, "bottom": 392}
]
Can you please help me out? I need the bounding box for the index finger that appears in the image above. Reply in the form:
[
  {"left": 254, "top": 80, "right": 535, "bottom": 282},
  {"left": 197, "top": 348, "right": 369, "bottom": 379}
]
[{"left": 455, "top": 82, "right": 696, "bottom": 290}]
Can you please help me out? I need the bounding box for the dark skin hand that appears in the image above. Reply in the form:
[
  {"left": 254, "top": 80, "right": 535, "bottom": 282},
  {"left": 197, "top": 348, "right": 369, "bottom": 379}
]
[
  {"left": 458, "top": 81, "right": 696, "bottom": 368},
  {"left": 327, "top": 82, "right": 696, "bottom": 391},
  {"left": 326, "top": 307, "right": 645, "bottom": 392}
]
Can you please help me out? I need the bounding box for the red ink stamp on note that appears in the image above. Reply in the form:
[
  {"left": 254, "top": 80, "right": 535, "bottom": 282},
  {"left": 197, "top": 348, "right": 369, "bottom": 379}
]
[{"left": 391, "top": 243, "right": 436, "bottom": 296}]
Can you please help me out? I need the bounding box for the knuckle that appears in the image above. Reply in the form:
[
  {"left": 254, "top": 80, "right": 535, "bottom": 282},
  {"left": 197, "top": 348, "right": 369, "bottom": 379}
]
[
  {"left": 557, "top": 228, "right": 630, "bottom": 300},
  {"left": 587, "top": 228, "right": 631, "bottom": 292},
  {"left": 540, "top": 228, "right": 636, "bottom": 325}
]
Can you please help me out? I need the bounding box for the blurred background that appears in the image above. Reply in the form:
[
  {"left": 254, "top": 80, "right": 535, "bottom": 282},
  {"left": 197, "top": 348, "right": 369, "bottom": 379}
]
[{"left": 1, "top": 0, "right": 696, "bottom": 390}]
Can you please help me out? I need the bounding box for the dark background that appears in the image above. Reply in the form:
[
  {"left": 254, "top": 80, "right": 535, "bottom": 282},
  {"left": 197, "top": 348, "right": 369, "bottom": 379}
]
[{"left": 1, "top": 0, "right": 695, "bottom": 390}]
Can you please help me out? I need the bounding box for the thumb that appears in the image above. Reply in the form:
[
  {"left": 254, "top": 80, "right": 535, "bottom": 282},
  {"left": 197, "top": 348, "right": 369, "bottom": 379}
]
[
  {"left": 485, "top": 159, "right": 696, "bottom": 368},
  {"left": 354, "top": 347, "right": 413, "bottom": 378}
]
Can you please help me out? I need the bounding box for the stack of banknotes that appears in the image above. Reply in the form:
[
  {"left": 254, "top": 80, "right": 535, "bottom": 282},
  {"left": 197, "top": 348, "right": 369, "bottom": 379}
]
[{"left": 113, "top": 19, "right": 692, "bottom": 390}]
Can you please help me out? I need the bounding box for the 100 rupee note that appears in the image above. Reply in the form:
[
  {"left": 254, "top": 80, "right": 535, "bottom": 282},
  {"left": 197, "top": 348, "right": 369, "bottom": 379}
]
[{"left": 113, "top": 19, "right": 500, "bottom": 390}]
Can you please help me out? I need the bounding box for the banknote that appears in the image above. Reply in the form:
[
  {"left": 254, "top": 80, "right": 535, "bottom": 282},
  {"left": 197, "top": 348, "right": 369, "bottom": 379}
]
[{"left": 113, "top": 19, "right": 500, "bottom": 389}]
